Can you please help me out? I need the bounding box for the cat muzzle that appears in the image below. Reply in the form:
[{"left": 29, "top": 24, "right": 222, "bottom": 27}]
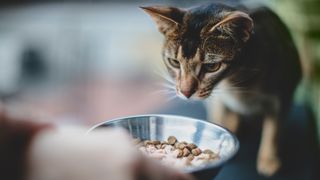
[{"left": 180, "top": 89, "right": 194, "bottom": 98}]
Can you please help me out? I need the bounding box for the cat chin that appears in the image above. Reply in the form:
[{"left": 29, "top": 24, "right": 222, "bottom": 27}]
[
  {"left": 176, "top": 93, "right": 208, "bottom": 101},
  {"left": 176, "top": 89, "right": 210, "bottom": 101}
]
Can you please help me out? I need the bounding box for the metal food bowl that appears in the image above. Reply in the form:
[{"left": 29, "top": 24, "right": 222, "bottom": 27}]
[{"left": 88, "top": 114, "right": 239, "bottom": 180}]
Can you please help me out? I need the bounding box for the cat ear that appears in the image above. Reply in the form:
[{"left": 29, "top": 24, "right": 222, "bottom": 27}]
[
  {"left": 208, "top": 11, "right": 253, "bottom": 42},
  {"left": 140, "top": 6, "right": 185, "bottom": 36}
]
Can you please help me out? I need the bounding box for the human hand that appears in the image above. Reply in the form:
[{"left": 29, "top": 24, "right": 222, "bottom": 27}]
[{"left": 28, "top": 126, "right": 194, "bottom": 180}]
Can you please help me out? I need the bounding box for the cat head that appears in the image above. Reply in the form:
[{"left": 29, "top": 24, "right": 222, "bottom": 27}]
[{"left": 141, "top": 4, "right": 253, "bottom": 99}]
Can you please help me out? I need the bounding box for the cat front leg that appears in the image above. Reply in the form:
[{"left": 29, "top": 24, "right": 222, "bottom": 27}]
[
  {"left": 257, "top": 115, "right": 281, "bottom": 176},
  {"left": 206, "top": 97, "right": 240, "bottom": 134}
]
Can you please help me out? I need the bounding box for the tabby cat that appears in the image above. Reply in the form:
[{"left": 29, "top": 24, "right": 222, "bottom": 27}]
[{"left": 142, "top": 2, "right": 301, "bottom": 176}]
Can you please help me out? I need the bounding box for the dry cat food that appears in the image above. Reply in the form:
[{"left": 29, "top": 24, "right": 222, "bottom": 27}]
[{"left": 134, "top": 136, "right": 219, "bottom": 169}]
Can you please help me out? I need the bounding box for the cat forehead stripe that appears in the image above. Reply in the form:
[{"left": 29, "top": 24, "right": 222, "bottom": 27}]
[{"left": 181, "top": 37, "right": 201, "bottom": 59}]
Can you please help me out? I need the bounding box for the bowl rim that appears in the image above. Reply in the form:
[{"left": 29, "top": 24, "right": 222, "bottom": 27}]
[{"left": 87, "top": 114, "right": 239, "bottom": 173}]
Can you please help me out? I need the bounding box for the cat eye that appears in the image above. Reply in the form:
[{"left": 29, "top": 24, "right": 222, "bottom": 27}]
[
  {"left": 168, "top": 58, "right": 180, "bottom": 68},
  {"left": 203, "top": 62, "right": 222, "bottom": 73}
]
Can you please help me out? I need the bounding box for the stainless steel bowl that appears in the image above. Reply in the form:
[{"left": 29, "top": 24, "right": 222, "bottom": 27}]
[{"left": 88, "top": 114, "right": 239, "bottom": 180}]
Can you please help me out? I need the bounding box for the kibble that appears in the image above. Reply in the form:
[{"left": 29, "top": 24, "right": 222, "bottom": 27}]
[
  {"left": 186, "top": 143, "right": 197, "bottom": 150},
  {"left": 177, "top": 143, "right": 187, "bottom": 150},
  {"left": 144, "top": 140, "right": 152, "bottom": 146},
  {"left": 152, "top": 140, "right": 161, "bottom": 145},
  {"left": 182, "top": 148, "right": 191, "bottom": 157},
  {"left": 160, "top": 144, "right": 167, "bottom": 149},
  {"left": 181, "top": 141, "right": 188, "bottom": 145},
  {"left": 161, "top": 141, "right": 168, "bottom": 145},
  {"left": 187, "top": 154, "right": 194, "bottom": 161},
  {"left": 191, "top": 148, "right": 202, "bottom": 156},
  {"left": 136, "top": 136, "right": 219, "bottom": 170},
  {"left": 167, "top": 136, "right": 177, "bottom": 145},
  {"left": 176, "top": 149, "right": 183, "bottom": 158}
]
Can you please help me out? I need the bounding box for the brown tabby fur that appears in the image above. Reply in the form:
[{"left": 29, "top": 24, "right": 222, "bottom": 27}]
[{"left": 142, "top": 2, "right": 301, "bottom": 177}]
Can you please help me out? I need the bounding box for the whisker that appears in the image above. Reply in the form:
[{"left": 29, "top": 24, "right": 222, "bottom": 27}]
[
  {"left": 153, "top": 65, "right": 175, "bottom": 84},
  {"left": 147, "top": 89, "right": 175, "bottom": 97},
  {"left": 164, "top": 94, "right": 178, "bottom": 103},
  {"left": 154, "top": 71, "right": 175, "bottom": 85},
  {"left": 153, "top": 82, "right": 176, "bottom": 90}
]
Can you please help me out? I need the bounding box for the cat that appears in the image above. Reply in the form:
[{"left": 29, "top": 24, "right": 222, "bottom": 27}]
[{"left": 141, "top": 2, "right": 301, "bottom": 177}]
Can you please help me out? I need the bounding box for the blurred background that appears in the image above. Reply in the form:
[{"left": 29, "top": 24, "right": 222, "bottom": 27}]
[
  {"left": 0, "top": 0, "right": 319, "bottom": 179},
  {"left": 0, "top": 0, "right": 170, "bottom": 124}
]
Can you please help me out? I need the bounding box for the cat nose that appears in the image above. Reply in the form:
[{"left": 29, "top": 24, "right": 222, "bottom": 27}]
[
  {"left": 179, "top": 77, "right": 197, "bottom": 99},
  {"left": 180, "top": 89, "right": 193, "bottom": 98}
]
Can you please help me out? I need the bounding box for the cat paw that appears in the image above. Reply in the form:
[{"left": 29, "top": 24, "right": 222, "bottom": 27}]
[{"left": 257, "top": 155, "right": 281, "bottom": 177}]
